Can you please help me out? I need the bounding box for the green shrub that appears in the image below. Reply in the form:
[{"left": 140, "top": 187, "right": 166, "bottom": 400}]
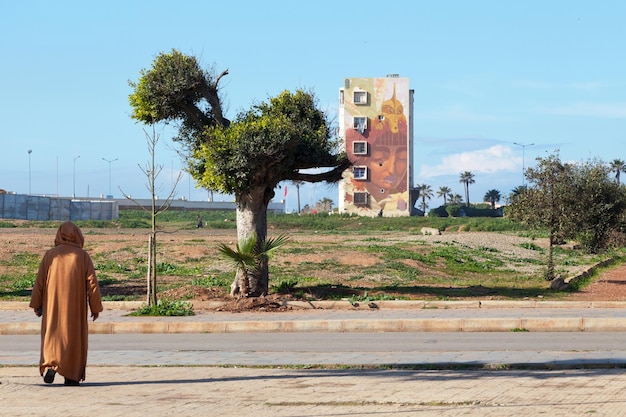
[
  {"left": 428, "top": 206, "right": 449, "bottom": 217},
  {"left": 129, "top": 299, "right": 194, "bottom": 316},
  {"left": 273, "top": 279, "right": 299, "bottom": 294},
  {"left": 446, "top": 205, "right": 463, "bottom": 217}
]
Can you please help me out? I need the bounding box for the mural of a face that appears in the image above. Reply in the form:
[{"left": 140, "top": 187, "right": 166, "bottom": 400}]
[
  {"left": 365, "top": 83, "right": 408, "bottom": 201},
  {"left": 344, "top": 79, "right": 410, "bottom": 212},
  {"left": 369, "top": 144, "right": 407, "bottom": 196}
]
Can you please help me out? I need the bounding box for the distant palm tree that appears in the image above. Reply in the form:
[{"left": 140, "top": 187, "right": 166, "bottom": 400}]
[
  {"left": 484, "top": 189, "right": 502, "bottom": 209},
  {"left": 610, "top": 159, "right": 626, "bottom": 186},
  {"left": 291, "top": 180, "right": 304, "bottom": 213},
  {"left": 459, "top": 171, "right": 475, "bottom": 207},
  {"left": 511, "top": 185, "right": 527, "bottom": 197},
  {"left": 508, "top": 185, "right": 527, "bottom": 204},
  {"left": 449, "top": 193, "right": 462, "bottom": 205},
  {"left": 317, "top": 197, "right": 334, "bottom": 212},
  {"left": 418, "top": 183, "right": 433, "bottom": 212},
  {"left": 437, "top": 186, "right": 452, "bottom": 205}
]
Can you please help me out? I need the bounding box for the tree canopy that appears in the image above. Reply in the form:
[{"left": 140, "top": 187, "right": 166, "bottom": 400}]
[
  {"left": 508, "top": 151, "right": 626, "bottom": 280},
  {"left": 128, "top": 49, "right": 350, "bottom": 297},
  {"left": 192, "top": 89, "right": 350, "bottom": 198},
  {"left": 484, "top": 189, "right": 501, "bottom": 210},
  {"left": 128, "top": 49, "right": 229, "bottom": 150}
]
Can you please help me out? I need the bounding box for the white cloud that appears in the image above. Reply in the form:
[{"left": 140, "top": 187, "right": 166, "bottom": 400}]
[{"left": 418, "top": 145, "right": 520, "bottom": 178}]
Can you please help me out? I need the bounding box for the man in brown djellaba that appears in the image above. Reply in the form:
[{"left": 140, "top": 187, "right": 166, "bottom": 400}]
[{"left": 29, "top": 221, "right": 103, "bottom": 386}]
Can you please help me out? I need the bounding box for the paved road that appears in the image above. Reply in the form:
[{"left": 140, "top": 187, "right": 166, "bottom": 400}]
[{"left": 5, "top": 332, "right": 626, "bottom": 367}]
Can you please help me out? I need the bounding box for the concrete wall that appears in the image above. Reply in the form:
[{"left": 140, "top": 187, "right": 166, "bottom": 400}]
[
  {"left": 0, "top": 194, "right": 118, "bottom": 221},
  {"left": 0, "top": 194, "right": 286, "bottom": 221},
  {"left": 116, "top": 198, "right": 285, "bottom": 213}
]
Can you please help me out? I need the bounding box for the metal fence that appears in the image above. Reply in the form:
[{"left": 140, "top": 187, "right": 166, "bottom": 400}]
[{"left": 0, "top": 194, "right": 118, "bottom": 221}]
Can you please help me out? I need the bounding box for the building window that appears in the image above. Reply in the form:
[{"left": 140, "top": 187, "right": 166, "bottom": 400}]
[
  {"left": 352, "top": 141, "right": 368, "bottom": 155},
  {"left": 353, "top": 192, "right": 368, "bottom": 205},
  {"left": 339, "top": 90, "right": 344, "bottom": 105},
  {"left": 353, "top": 116, "right": 368, "bottom": 133},
  {"left": 353, "top": 90, "right": 368, "bottom": 105},
  {"left": 353, "top": 166, "right": 368, "bottom": 180}
]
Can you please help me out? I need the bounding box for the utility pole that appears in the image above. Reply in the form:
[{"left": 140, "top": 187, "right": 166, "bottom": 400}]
[
  {"left": 513, "top": 142, "right": 534, "bottom": 185},
  {"left": 27, "top": 149, "right": 32, "bottom": 194},
  {"left": 73, "top": 155, "right": 80, "bottom": 198},
  {"left": 102, "top": 157, "right": 118, "bottom": 197}
]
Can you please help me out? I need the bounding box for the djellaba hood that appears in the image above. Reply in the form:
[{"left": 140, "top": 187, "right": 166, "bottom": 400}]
[{"left": 54, "top": 221, "right": 85, "bottom": 248}]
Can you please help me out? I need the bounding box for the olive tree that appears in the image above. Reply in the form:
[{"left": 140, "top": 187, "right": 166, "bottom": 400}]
[
  {"left": 129, "top": 49, "right": 350, "bottom": 297},
  {"left": 508, "top": 151, "right": 626, "bottom": 281},
  {"left": 569, "top": 158, "right": 626, "bottom": 253}
]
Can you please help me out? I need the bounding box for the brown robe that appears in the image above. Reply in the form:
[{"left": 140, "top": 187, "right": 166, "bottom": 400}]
[{"left": 29, "top": 221, "right": 103, "bottom": 382}]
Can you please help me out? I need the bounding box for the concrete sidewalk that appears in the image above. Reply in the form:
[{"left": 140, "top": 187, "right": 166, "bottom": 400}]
[{"left": 2, "top": 366, "right": 626, "bottom": 417}]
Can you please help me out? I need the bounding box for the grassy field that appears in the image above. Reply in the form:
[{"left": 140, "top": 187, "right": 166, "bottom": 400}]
[{"left": 0, "top": 210, "right": 620, "bottom": 303}]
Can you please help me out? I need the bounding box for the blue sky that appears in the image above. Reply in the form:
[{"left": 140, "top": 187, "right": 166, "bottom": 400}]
[{"left": 2, "top": 1, "right": 625, "bottom": 211}]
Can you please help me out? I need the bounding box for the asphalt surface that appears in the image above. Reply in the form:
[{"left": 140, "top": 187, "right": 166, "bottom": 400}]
[{"left": 3, "top": 300, "right": 626, "bottom": 416}]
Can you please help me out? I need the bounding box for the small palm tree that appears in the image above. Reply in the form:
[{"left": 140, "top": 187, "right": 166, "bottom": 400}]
[
  {"left": 437, "top": 186, "right": 452, "bottom": 205},
  {"left": 449, "top": 193, "right": 463, "bottom": 205},
  {"left": 418, "top": 183, "right": 433, "bottom": 212},
  {"left": 317, "top": 197, "right": 334, "bottom": 212},
  {"left": 459, "top": 171, "right": 475, "bottom": 207},
  {"left": 509, "top": 185, "right": 527, "bottom": 204},
  {"left": 218, "top": 232, "right": 289, "bottom": 297},
  {"left": 511, "top": 185, "right": 527, "bottom": 197},
  {"left": 610, "top": 159, "right": 626, "bottom": 186},
  {"left": 484, "top": 189, "right": 502, "bottom": 209}
]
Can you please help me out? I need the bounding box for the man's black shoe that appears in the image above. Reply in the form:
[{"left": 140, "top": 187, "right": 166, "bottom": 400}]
[
  {"left": 64, "top": 378, "right": 80, "bottom": 386},
  {"left": 43, "top": 369, "right": 56, "bottom": 384}
]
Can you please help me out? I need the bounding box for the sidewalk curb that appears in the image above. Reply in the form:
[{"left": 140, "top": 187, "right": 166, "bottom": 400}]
[
  {"left": 4, "top": 316, "right": 626, "bottom": 335},
  {"left": 4, "top": 299, "right": 626, "bottom": 311},
  {"left": 5, "top": 300, "right": 626, "bottom": 335}
]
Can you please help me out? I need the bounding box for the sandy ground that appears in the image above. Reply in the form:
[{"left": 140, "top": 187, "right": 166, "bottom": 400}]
[{"left": 1, "top": 227, "right": 624, "bottom": 304}]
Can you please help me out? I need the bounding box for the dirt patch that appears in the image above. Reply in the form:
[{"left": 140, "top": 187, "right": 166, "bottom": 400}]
[
  {"left": 564, "top": 263, "right": 626, "bottom": 301},
  {"left": 1, "top": 227, "right": 625, "bottom": 309}
]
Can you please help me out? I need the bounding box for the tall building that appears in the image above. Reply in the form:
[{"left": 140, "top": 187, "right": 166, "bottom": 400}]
[{"left": 338, "top": 76, "right": 418, "bottom": 216}]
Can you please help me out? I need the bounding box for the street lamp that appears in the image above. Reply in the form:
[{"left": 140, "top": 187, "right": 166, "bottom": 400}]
[
  {"left": 73, "top": 155, "right": 80, "bottom": 198},
  {"left": 27, "top": 149, "right": 32, "bottom": 194},
  {"left": 102, "top": 157, "right": 118, "bottom": 197},
  {"left": 513, "top": 142, "right": 534, "bottom": 185}
]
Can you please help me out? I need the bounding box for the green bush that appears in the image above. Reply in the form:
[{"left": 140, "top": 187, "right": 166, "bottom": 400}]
[
  {"left": 428, "top": 206, "right": 449, "bottom": 217},
  {"left": 128, "top": 299, "right": 194, "bottom": 316},
  {"left": 446, "top": 205, "right": 463, "bottom": 217}
]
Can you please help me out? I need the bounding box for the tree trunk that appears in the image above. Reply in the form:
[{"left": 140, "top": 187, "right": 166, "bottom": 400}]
[
  {"left": 546, "top": 230, "right": 556, "bottom": 281},
  {"left": 147, "top": 233, "right": 158, "bottom": 305},
  {"left": 230, "top": 186, "right": 271, "bottom": 297}
]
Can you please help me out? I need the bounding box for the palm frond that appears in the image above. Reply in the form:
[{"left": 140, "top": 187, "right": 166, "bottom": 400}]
[
  {"left": 238, "top": 232, "right": 258, "bottom": 255},
  {"left": 217, "top": 242, "right": 257, "bottom": 268},
  {"left": 262, "top": 233, "right": 289, "bottom": 255}
]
